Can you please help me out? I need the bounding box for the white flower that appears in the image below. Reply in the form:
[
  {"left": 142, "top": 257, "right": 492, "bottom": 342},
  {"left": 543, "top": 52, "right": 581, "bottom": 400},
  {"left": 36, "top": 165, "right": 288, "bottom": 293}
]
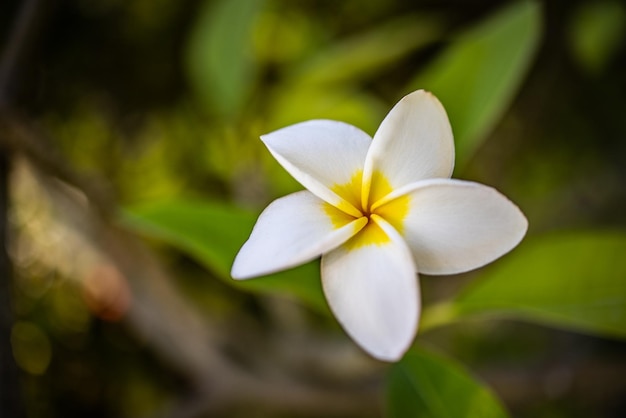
[{"left": 231, "top": 90, "right": 527, "bottom": 361}]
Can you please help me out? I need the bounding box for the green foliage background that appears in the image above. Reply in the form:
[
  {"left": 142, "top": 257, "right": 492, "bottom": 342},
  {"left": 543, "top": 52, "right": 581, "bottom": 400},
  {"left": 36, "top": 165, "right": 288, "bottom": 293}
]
[{"left": 2, "top": 0, "right": 626, "bottom": 417}]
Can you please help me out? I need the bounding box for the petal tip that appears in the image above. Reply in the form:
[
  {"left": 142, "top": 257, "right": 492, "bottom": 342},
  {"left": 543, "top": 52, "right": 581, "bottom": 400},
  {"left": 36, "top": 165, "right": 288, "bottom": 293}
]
[
  {"left": 230, "top": 258, "right": 251, "bottom": 280},
  {"left": 401, "top": 88, "right": 448, "bottom": 114},
  {"left": 230, "top": 248, "right": 266, "bottom": 280},
  {"left": 340, "top": 303, "right": 419, "bottom": 363},
  {"left": 365, "top": 336, "right": 415, "bottom": 362},
  {"left": 401, "top": 88, "right": 433, "bottom": 101},
  {"left": 512, "top": 207, "right": 530, "bottom": 244}
]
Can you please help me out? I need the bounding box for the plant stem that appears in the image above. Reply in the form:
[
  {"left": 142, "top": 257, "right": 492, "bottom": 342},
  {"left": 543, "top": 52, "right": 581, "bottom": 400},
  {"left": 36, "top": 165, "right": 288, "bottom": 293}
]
[{"left": 419, "top": 301, "right": 459, "bottom": 333}]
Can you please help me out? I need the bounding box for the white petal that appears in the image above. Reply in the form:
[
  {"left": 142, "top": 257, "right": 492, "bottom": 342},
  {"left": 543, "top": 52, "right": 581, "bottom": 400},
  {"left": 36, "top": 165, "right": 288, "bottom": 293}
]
[
  {"left": 362, "top": 90, "right": 454, "bottom": 207},
  {"left": 321, "top": 215, "right": 419, "bottom": 361},
  {"left": 261, "top": 120, "right": 371, "bottom": 217},
  {"left": 232, "top": 191, "right": 366, "bottom": 279},
  {"left": 398, "top": 179, "right": 528, "bottom": 275}
]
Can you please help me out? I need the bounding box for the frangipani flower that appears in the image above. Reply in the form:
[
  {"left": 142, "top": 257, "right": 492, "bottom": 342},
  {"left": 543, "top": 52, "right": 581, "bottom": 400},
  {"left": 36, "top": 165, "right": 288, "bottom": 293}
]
[{"left": 231, "top": 90, "right": 527, "bottom": 361}]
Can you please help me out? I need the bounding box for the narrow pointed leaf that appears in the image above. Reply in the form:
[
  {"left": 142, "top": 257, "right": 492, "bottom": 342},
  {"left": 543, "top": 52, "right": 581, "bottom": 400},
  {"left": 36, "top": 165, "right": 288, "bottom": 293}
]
[
  {"left": 409, "top": 0, "right": 541, "bottom": 168},
  {"left": 290, "top": 14, "right": 445, "bottom": 86},
  {"left": 186, "top": 0, "right": 263, "bottom": 118},
  {"left": 387, "top": 348, "right": 509, "bottom": 418}
]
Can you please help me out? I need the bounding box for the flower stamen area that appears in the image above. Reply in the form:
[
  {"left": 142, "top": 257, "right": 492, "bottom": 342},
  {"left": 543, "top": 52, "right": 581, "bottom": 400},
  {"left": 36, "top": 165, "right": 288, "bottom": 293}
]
[{"left": 324, "top": 170, "right": 409, "bottom": 250}]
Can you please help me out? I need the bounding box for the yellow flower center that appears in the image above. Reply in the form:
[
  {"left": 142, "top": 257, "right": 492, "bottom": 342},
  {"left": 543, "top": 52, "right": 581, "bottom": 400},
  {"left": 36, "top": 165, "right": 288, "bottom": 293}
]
[{"left": 324, "top": 170, "right": 410, "bottom": 250}]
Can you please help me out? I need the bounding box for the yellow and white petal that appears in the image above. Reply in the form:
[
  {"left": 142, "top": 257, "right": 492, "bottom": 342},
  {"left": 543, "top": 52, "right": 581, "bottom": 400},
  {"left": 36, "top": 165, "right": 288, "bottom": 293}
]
[
  {"left": 261, "top": 120, "right": 371, "bottom": 217},
  {"left": 398, "top": 179, "right": 528, "bottom": 275},
  {"left": 232, "top": 191, "right": 366, "bottom": 280},
  {"left": 362, "top": 90, "right": 454, "bottom": 207},
  {"left": 321, "top": 215, "right": 419, "bottom": 361}
]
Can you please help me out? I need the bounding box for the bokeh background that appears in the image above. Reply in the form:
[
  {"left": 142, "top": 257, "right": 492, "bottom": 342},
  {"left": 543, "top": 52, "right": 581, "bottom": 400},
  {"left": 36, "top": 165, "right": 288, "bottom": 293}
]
[{"left": 0, "top": 0, "right": 625, "bottom": 417}]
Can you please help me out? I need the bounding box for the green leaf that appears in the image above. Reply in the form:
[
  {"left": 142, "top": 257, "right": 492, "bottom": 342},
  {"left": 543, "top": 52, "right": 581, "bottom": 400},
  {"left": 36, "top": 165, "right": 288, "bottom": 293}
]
[
  {"left": 409, "top": 0, "right": 541, "bottom": 168},
  {"left": 453, "top": 231, "right": 626, "bottom": 339},
  {"left": 121, "top": 199, "right": 327, "bottom": 311},
  {"left": 387, "top": 348, "right": 509, "bottom": 418},
  {"left": 186, "top": 0, "right": 263, "bottom": 118},
  {"left": 290, "top": 14, "right": 445, "bottom": 86},
  {"left": 568, "top": 1, "right": 626, "bottom": 74}
]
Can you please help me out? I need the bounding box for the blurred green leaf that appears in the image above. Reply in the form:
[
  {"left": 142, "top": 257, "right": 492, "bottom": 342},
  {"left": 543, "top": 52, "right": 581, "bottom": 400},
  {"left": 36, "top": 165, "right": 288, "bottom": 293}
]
[
  {"left": 267, "top": 87, "right": 387, "bottom": 136},
  {"left": 568, "top": 1, "right": 626, "bottom": 74},
  {"left": 186, "top": 0, "right": 263, "bottom": 118},
  {"left": 290, "top": 14, "right": 445, "bottom": 86},
  {"left": 409, "top": 0, "right": 541, "bottom": 168},
  {"left": 386, "top": 348, "right": 509, "bottom": 418},
  {"left": 122, "top": 200, "right": 326, "bottom": 311},
  {"left": 452, "top": 231, "right": 626, "bottom": 339},
  {"left": 252, "top": 10, "right": 318, "bottom": 65}
]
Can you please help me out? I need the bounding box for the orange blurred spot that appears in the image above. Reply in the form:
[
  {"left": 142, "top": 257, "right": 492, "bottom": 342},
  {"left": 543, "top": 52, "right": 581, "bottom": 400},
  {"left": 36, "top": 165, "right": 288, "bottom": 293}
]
[{"left": 82, "top": 263, "right": 131, "bottom": 321}]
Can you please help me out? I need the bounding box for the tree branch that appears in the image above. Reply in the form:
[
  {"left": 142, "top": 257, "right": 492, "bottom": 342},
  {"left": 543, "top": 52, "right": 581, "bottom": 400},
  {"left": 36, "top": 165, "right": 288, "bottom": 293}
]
[{"left": 5, "top": 117, "right": 381, "bottom": 417}]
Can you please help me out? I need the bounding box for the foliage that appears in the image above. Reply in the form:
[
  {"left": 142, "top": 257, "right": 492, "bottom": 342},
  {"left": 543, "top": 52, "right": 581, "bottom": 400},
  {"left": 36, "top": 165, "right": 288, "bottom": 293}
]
[
  {"left": 453, "top": 231, "right": 626, "bottom": 338},
  {"left": 387, "top": 348, "right": 509, "bottom": 418},
  {"left": 5, "top": 0, "right": 626, "bottom": 416},
  {"left": 123, "top": 200, "right": 327, "bottom": 310},
  {"left": 409, "top": 0, "right": 541, "bottom": 168}
]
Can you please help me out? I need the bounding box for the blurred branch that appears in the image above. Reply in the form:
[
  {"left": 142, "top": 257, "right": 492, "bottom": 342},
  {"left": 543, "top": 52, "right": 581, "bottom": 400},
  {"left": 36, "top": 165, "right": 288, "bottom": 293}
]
[
  {"left": 0, "top": 2, "right": 382, "bottom": 410},
  {"left": 2, "top": 114, "right": 381, "bottom": 416},
  {"left": 0, "top": 111, "right": 115, "bottom": 216},
  {"left": 419, "top": 301, "right": 459, "bottom": 334}
]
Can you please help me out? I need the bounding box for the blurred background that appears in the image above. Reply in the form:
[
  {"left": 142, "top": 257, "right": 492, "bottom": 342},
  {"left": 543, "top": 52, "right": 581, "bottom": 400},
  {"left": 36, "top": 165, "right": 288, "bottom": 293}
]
[{"left": 0, "top": 0, "right": 625, "bottom": 417}]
